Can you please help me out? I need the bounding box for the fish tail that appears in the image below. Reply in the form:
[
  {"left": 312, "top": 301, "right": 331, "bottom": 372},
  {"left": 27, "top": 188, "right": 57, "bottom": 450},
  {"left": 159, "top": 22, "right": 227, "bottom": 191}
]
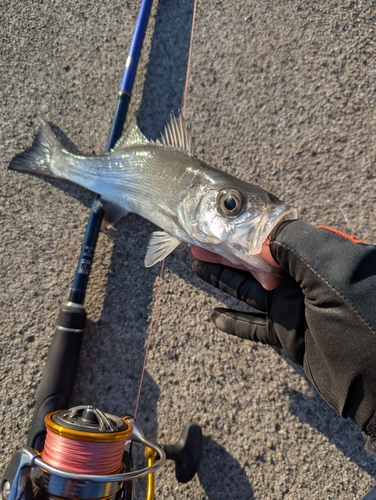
[{"left": 9, "top": 118, "right": 64, "bottom": 178}]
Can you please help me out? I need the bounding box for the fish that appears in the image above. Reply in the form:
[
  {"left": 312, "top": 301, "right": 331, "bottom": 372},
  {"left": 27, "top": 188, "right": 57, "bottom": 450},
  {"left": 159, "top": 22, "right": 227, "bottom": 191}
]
[{"left": 8, "top": 115, "right": 297, "bottom": 273}]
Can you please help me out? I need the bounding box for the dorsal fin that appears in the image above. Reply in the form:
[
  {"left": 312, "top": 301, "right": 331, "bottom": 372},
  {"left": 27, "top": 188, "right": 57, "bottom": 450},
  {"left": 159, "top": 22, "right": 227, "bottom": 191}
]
[
  {"left": 160, "top": 114, "right": 194, "bottom": 154},
  {"left": 111, "top": 123, "right": 151, "bottom": 151}
]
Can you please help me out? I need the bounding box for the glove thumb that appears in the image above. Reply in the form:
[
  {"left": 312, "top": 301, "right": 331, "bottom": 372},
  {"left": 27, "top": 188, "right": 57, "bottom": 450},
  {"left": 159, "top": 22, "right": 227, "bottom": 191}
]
[{"left": 212, "top": 308, "right": 280, "bottom": 347}]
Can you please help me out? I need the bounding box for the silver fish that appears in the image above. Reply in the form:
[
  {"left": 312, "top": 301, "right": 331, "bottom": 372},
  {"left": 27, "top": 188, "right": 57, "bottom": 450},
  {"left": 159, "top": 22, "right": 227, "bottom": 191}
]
[{"left": 9, "top": 115, "right": 297, "bottom": 273}]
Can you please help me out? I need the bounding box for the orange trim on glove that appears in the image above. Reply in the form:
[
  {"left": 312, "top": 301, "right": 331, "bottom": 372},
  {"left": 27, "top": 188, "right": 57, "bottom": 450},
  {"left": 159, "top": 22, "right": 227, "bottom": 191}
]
[{"left": 316, "top": 225, "right": 366, "bottom": 245}]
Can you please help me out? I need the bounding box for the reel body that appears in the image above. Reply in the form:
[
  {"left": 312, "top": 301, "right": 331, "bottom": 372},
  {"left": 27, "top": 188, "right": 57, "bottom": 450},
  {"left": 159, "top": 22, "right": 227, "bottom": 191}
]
[{"left": 1, "top": 406, "right": 166, "bottom": 500}]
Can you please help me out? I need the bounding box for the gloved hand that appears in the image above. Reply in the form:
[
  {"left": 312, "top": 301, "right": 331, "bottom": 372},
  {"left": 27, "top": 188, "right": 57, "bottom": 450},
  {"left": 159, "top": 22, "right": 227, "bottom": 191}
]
[{"left": 192, "top": 219, "right": 376, "bottom": 450}]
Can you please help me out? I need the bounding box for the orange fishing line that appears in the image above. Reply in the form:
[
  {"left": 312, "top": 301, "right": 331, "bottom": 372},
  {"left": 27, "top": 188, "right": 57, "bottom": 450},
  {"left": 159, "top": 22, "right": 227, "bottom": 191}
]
[
  {"left": 133, "top": 260, "right": 165, "bottom": 419},
  {"left": 182, "top": 0, "right": 198, "bottom": 118},
  {"left": 133, "top": 0, "right": 198, "bottom": 419},
  {"left": 42, "top": 427, "right": 126, "bottom": 474}
]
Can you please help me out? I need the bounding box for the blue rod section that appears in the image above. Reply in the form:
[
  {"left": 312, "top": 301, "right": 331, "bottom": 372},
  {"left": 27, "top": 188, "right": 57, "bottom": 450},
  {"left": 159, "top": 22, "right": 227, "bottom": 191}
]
[
  {"left": 120, "top": 0, "right": 154, "bottom": 95},
  {"left": 70, "top": 0, "right": 153, "bottom": 304}
]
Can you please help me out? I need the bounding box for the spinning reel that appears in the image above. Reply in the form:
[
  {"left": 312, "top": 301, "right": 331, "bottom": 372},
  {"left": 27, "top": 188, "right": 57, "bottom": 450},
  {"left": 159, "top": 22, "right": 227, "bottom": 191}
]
[{"left": 1, "top": 405, "right": 203, "bottom": 500}]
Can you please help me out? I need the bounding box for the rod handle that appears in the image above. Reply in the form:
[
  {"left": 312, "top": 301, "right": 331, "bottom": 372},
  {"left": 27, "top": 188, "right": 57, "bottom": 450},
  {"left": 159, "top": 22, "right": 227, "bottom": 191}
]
[{"left": 27, "top": 303, "right": 86, "bottom": 450}]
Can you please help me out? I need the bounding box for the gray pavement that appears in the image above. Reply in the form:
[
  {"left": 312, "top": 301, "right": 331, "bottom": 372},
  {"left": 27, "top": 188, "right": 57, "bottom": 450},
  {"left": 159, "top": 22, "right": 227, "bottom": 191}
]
[{"left": 1, "top": 0, "right": 376, "bottom": 498}]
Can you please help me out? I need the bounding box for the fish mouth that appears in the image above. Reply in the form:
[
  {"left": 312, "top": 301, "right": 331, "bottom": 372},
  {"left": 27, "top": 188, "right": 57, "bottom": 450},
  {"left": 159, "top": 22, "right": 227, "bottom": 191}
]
[
  {"left": 250, "top": 205, "right": 298, "bottom": 254},
  {"left": 224, "top": 204, "right": 297, "bottom": 275}
]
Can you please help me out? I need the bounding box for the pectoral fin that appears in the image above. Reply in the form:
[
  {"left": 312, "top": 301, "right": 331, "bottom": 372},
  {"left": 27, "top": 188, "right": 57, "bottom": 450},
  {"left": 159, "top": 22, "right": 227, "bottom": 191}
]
[{"left": 144, "top": 231, "right": 186, "bottom": 267}]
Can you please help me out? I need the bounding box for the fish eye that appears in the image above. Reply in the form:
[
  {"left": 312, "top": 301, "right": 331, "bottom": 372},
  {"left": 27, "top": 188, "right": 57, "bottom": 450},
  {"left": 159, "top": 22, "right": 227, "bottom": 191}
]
[{"left": 217, "top": 189, "right": 244, "bottom": 218}]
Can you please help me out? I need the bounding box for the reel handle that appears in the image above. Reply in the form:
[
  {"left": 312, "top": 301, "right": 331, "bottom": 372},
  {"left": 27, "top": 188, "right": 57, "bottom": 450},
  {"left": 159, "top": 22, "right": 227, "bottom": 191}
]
[{"left": 163, "top": 423, "right": 203, "bottom": 483}]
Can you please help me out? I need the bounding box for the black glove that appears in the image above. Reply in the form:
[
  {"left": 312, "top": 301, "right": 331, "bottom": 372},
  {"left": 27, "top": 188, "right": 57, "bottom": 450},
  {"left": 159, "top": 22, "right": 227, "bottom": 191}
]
[{"left": 192, "top": 219, "right": 376, "bottom": 449}]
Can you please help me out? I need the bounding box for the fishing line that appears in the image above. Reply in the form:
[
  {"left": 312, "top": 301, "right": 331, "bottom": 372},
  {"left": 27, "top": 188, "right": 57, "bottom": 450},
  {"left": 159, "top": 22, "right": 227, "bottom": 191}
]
[
  {"left": 42, "top": 428, "right": 126, "bottom": 474},
  {"left": 42, "top": 410, "right": 130, "bottom": 474},
  {"left": 133, "top": 260, "right": 165, "bottom": 419},
  {"left": 133, "top": 0, "right": 198, "bottom": 419},
  {"left": 182, "top": 0, "right": 198, "bottom": 117},
  {"left": 179, "top": 0, "right": 198, "bottom": 420}
]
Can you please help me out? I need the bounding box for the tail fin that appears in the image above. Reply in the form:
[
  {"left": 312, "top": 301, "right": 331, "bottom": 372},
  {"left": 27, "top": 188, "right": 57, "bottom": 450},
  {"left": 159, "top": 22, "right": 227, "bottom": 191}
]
[{"left": 9, "top": 118, "right": 63, "bottom": 178}]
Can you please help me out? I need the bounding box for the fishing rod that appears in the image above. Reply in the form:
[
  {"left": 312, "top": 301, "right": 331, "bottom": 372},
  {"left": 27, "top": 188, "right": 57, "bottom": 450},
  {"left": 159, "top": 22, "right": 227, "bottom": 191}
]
[
  {"left": 26, "top": 0, "right": 154, "bottom": 453},
  {"left": 1, "top": 1, "right": 202, "bottom": 500}
]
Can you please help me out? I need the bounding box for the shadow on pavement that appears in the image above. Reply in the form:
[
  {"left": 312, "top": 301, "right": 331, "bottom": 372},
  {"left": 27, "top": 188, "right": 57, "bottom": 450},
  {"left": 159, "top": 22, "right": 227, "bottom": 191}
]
[
  {"left": 197, "top": 435, "right": 254, "bottom": 500},
  {"left": 288, "top": 387, "right": 376, "bottom": 479}
]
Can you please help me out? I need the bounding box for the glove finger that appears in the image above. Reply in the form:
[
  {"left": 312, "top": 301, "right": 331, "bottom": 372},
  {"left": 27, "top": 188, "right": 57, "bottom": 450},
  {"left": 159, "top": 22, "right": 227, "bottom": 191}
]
[
  {"left": 212, "top": 308, "right": 281, "bottom": 348},
  {"left": 192, "top": 260, "right": 272, "bottom": 312}
]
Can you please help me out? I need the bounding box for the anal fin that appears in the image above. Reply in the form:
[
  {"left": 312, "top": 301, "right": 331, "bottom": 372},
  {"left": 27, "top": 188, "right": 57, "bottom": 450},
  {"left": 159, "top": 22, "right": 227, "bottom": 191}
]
[{"left": 97, "top": 199, "right": 129, "bottom": 226}]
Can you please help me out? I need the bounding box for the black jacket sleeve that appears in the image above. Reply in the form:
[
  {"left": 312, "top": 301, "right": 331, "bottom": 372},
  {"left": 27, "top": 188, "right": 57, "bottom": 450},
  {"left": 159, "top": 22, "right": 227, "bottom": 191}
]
[
  {"left": 271, "top": 220, "right": 376, "bottom": 434},
  {"left": 192, "top": 219, "right": 376, "bottom": 447}
]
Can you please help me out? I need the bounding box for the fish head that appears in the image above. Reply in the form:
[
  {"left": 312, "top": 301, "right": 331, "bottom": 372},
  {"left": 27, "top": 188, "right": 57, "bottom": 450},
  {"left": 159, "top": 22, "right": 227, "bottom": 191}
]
[{"left": 179, "top": 178, "right": 298, "bottom": 271}]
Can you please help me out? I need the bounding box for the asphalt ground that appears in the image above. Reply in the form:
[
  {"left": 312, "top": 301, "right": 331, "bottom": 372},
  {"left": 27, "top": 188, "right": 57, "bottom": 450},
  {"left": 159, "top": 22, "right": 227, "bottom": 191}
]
[{"left": 1, "top": 1, "right": 376, "bottom": 498}]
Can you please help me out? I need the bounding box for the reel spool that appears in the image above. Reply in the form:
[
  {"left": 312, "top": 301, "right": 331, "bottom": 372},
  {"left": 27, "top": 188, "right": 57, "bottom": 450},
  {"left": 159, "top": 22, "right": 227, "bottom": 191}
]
[
  {"left": 1, "top": 405, "right": 166, "bottom": 500},
  {"left": 41, "top": 406, "right": 131, "bottom": 475}
]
